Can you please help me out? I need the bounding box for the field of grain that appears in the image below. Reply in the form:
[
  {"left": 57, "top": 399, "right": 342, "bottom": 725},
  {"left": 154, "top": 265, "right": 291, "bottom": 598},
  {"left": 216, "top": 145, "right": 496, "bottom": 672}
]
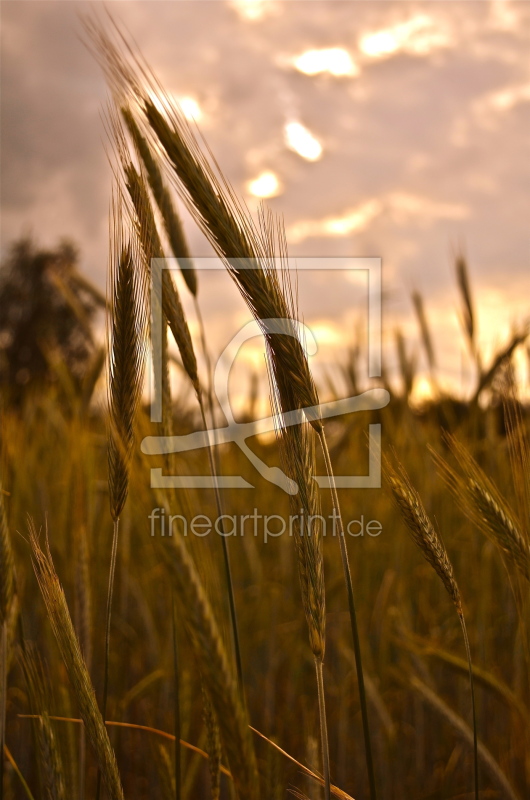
[{"left": 0, "top": 13, "right": 529, "bottom": 800}]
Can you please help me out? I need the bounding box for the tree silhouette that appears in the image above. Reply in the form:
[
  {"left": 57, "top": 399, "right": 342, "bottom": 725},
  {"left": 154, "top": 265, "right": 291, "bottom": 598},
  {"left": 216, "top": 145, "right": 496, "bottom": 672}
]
[{"left": 0, "top": 236, "right": 105, "bottom": 405}]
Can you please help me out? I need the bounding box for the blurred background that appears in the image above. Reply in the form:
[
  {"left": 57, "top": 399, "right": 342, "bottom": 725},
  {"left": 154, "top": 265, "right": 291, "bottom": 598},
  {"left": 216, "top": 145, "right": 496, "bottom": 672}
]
[{"left": 1, "top": 0, "right": 529, "bottom": 408}]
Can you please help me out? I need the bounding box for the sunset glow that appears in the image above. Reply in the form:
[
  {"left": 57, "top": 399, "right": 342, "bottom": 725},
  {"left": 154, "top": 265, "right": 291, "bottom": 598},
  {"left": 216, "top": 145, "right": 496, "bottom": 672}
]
[
  {"left": 178, "top": 96, "right": 202, "bottom": 121},
  {"left": 293, "top": 48, "right": 358, "bottom": 77},
  {"left": 247, "top": 170, "right": 282, "bottom": 198},
  {"left": 359, "top": 15, "right": 448, "bottom": 59},
  {"left": 284, "top": 122, "right": 323, "bottom": 161}
]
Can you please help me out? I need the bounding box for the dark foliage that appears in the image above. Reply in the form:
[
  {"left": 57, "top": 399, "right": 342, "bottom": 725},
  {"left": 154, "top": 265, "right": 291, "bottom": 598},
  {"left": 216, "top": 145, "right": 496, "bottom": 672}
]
[{"left": 0, "top": 236, "right": 102, "bottom": 405}]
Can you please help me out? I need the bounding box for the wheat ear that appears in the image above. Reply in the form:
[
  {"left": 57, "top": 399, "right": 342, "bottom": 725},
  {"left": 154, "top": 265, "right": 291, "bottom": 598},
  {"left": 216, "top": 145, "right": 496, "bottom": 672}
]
[
  {"left": 86, "top": 25, "right": 320, "bottom": 427},
  {"left": 383, "top": 454, "right": 479, "bottom": 800},
  {"left": 28, "top": 522, "right": 124, "bottom": 800},
  {"left": 121, "top": 106, "right": 197, "bottom": 296},
  {"left": 432, "top": 434, "right": 529, "bottom": 583},
  {"left": 122, "top": 104, "right": 219, "bottom": 435},
  {"left": 107, "top": 192, "right": 148, "bottom": 522},
  {"left": 115, "top": 132, "right": 245, "bottom": 697},
  {"left": 99, "top": 189, "right": 148, "bottom": 799}
]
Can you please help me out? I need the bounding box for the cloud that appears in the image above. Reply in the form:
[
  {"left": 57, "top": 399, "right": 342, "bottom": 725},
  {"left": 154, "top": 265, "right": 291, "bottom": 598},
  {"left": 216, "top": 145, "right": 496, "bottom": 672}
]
[
  {"left": 292, "top": 48, "right": 359, "bottom": 77},
  {"left": 284, "top": 121, "right": 323, "bottom": 161},
  {"left": 247, "top": 170, "right": 283, "bottom": 198},
  {"left": 287, "top": 194, "right": 469, "bottom": 244},
  {"left": 359, "top": 14, "right": 450, "bottom": 60}
]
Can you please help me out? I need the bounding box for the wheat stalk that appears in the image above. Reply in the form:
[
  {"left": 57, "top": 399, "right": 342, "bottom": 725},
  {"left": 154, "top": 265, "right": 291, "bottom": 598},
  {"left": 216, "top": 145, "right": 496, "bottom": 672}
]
[
  {"left": 107, "top": 193, "right": 148, "bottom": 521},
  {"left": 28, "top": 521, "right": 124, "bottom": 800},
  {"left": 158, "top": 533, "right": 260, "bottom": 800},
  {"left": 121, "top": 106, "right": 197, "bottom": 297},
  {"left": 99, "top": 188, "right": 149, "bottom": 798},
  {"left": 432, "top": 434, "right": 529, "bottom": 583},
  {"left": 108, "top": 110, "right": 245, "bottom": 695},
  {"left": 86, "top": 18, "right": 376, "bottom": 792},
  {"left": 269, "top": 356, "right": 329, "bottom": 797},
  {"left": 86, "top": 22, "right": 320, "bottom": 427},
  {"left": 21, "top": 645, "right": 66, "bottom": 800},
  {"left": 123, "top": 102, "right": 219, "bottom": 451},
  {"left": 411, "top": 675, "right": 520, "bottom": 800},
  {"left": 383, "top": 454, "right": 479, "bottom": 800}
]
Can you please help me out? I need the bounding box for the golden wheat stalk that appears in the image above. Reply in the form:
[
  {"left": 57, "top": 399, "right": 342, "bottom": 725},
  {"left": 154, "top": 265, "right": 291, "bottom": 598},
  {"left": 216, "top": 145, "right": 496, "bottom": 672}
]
[
  {"left": 107, "top": 105, "right": 199, "bottom": 392},
  {"left": 270, "top": 366, "right": 329, "bottom": 798},
  {"left": 99, "top": 189, "right": 149, "bottom": 800},
  {"left": 503, "top": 387, "right": 530, "bottom": 530},
  {"left": 107, "top": 193, "right": 148, "bottom": 521},
  {"left": 28, "top": 522, "right": 124, "bottom": 800},
  {"left": 87, "top": 23, "right": 320, "bottom": 428},
  {"left": 383, "top": 454, "right": 479, "bottom": 800},
  {"left": 157, "top": 533, "right": 260, "bottom": 800},
  {"left": 123, "top": 103, "right": 218, "bottom": 440},
  {"left": 111, "top": 112, "right": 245, "bottom": 693},
  {"left": 383, "top": 457, "right": 461, "bottom": 610},
  {"left": 455, "top": 251, "right": 477, "bottom": 361},
  {"left": 21, "top": 645, "right": 66, "bottom": 800},
  {"left": 432, "top": 434, "right": 529, "bottom": 583},
  {"left": 121, "top": 106, "right": 197, "bottom": 296},
  {"left": 411, "top": 676, "right": 519, "bottom": 800},
  {"left": 411, "top": 291, "right": 437, "bottom": 374},
  {"left": 86, "top": 21, "right": 376, "bottom": 792}
]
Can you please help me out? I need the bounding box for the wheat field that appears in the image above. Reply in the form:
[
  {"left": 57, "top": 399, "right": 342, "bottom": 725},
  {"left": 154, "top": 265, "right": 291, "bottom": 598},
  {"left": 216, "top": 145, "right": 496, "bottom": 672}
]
[{"left": 0, "top": 13, "right": 529, "bottom": 800}]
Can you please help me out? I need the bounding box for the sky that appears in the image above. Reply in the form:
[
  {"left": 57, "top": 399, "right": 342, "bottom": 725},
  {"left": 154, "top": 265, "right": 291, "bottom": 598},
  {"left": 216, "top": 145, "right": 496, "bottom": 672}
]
[{"left": 1, "top": 0, "right": 529, "bottom": 403}]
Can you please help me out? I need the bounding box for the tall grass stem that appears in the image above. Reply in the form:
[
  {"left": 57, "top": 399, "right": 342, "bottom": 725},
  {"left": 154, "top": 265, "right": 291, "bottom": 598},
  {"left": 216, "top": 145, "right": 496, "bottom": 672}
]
[
  {"left": 319, "top": 431, "right": 377, "bottom": 800},
  {"left": 197, "top": 393, "right": 244, "bottom": 697}
]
